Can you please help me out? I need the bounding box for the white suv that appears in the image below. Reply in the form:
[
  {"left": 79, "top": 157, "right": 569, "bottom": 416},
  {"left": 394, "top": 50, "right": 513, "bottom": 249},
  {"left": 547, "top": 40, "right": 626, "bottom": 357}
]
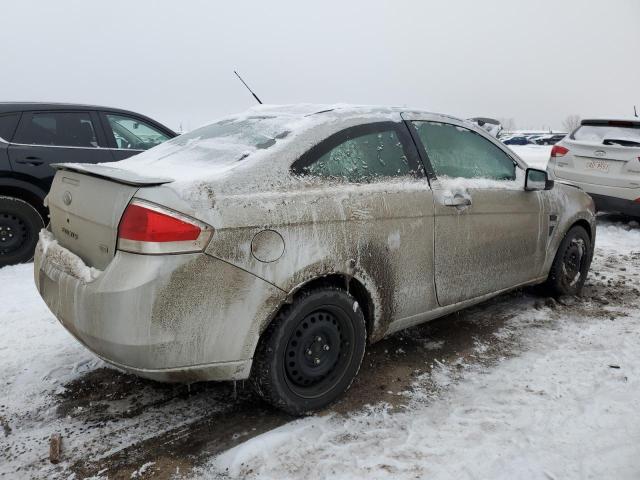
[{"left": 547, "top": 119, "right": 640, "bottom": 217}]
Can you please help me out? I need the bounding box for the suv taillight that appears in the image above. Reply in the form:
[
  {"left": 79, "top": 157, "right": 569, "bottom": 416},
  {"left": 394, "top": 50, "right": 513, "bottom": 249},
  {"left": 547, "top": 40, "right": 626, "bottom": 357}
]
[
  {"left": 117, "top": 200, "right": 213, "bottom": 254},
  {"left": 551, "top": 145, "right": 569, "bottom": 158}
]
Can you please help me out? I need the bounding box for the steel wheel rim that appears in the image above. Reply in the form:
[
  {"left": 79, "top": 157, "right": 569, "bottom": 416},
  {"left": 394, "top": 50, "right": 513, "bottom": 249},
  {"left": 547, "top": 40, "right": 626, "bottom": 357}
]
[
  {"left": 0, "top": 213, "right": 28, "bottom": 256},
  {"left": 561, "top": 237, "right": 585, "bottom": 287},
  {"left": 283, "top": 305, "right": 355, "bottom": 399}
]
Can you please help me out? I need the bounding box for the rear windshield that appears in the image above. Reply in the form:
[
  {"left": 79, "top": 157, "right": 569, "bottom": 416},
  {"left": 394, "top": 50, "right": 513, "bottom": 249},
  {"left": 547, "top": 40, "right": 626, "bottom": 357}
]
[
  {"left": 572, "top": 124, "right": 640, "bottom": 147},
  {"left": 170, "top": 115, "right": 292, "bottom": 161},
  {"left": 110, "top": 113, "right": 306, "bottom": 182}
]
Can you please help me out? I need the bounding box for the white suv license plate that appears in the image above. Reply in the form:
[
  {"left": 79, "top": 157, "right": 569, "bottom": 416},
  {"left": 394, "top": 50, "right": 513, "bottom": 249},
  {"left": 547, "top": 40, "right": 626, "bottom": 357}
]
[{"left": 586, "top": 160, "right": 610, "bottom": 172}]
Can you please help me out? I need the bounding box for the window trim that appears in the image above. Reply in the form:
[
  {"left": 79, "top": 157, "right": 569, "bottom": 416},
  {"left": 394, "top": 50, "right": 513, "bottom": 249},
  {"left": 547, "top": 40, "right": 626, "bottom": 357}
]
[
  {"left": 11, "top": 110, "right": 107, "bottom": 149},
  {"left": 407, "top": 119, "right": 520, "bottom": 182},
  {"left": 291, "top": 121, "right": 425, "bottom": 181}
]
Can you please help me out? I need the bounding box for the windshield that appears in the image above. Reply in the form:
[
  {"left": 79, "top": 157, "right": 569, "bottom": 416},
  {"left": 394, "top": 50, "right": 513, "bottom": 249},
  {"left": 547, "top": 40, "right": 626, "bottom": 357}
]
[{"left": 573, "top": 124, "right": 640, "bottom": 147}]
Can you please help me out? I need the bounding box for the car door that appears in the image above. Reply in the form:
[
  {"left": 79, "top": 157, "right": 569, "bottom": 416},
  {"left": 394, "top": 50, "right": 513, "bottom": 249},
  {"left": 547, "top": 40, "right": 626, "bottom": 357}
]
[
  {"left": 403, "top": 113, "right": 545, "bottom": 307},
  {"left": 8, "top": 110, "right": 112, "bottom": 187},
  {"left": 99, "top": 111, "right": 173, "bottom": 161}
]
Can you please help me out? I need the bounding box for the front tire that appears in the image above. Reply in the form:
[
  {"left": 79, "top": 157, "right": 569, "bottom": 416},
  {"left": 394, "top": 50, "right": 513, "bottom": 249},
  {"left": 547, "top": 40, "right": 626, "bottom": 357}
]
[
  {"left": 252, "top": 287, "right": 366, "bottom": 415},
  {"left": 544, "top": 225, "right": 592, "bottom": 296},
  {"left": 0, "top": 196, "right": 45, "bottom": 268}
]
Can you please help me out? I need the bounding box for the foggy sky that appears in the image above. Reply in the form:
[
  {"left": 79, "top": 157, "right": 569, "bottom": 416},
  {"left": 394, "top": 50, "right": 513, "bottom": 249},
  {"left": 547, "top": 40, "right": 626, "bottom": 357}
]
[{"left": 1, "top": 0, "right": 638, "bottom": 131}]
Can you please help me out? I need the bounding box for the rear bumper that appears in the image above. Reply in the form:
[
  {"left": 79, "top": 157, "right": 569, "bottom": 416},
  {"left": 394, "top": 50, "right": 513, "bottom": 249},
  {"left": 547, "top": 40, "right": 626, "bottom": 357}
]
[{"left": 34, "top": 238, "right": 286, "bottom": 382}]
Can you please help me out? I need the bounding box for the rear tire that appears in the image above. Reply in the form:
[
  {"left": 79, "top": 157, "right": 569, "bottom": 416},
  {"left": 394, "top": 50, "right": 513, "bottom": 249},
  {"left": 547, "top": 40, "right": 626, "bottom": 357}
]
[
  {"left": 543, "top": 225, "right": 592, "bottom": 297},
  {"left": 0, "top": 196, "right": 45, "bottom": 268},
  {"left": 252, "top": 287, "right": 366, "bottom": 415}
]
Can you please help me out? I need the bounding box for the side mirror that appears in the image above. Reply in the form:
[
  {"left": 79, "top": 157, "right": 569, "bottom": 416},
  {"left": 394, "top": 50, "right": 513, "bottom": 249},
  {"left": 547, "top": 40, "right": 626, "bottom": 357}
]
[{"left": 525, "top": 168, "right": 554, "bottom": 191}]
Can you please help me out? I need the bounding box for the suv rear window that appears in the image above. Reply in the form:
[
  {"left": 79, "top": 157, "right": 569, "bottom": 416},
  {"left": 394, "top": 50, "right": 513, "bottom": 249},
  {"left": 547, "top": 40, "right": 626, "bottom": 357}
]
[{"left": 572, "top": 123, "right": 640, "bottom": 147}]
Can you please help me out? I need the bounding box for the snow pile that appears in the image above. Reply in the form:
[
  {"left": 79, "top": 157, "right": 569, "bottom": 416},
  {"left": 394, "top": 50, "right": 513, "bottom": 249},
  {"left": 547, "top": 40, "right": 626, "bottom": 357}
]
[
  {"left": 597, "top": 218, "right": 640, "bottom": 251},
  {"left": 38, "top": 229, "right": 101, "bottom": 282},
  {"left": 0, "top": 263, "right": 100, "bottom": 419}
]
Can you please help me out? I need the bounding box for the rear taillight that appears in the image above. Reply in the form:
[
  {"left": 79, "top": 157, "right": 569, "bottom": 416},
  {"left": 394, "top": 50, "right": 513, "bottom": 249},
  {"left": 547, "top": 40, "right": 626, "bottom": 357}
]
[
  {"left": 551, "top": 145, "right": 569, "bottom": 158},
  {"left": 117, "top": 199, "right": 213, "bottom": 254}
]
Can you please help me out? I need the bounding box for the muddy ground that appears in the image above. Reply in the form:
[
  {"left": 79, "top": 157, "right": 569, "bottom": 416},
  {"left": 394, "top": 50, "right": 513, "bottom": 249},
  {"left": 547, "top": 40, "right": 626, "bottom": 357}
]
[{"left": 4, "top": 215, "right": 639, "bottom": 479}]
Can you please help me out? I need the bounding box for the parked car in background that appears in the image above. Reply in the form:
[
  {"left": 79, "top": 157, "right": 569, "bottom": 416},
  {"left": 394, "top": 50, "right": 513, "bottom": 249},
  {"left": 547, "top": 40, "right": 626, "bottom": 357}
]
[
  {"left": 0, "top": 103, "right": 176, "bottom": 266},
  {"left": 534, "top": 134, "right": 566, "bottom": 145},
  {"left": 503, "top": 135, "right": 531, "bottom": 145},
  {"left": 467, "top": 117, "right": 502, "bottom": 137},
  {"left": 34, "top": 105, "right": 596, "bottom": 415},
  {"left": 547, "top": 118, "right": 640, "bottom": 217}
]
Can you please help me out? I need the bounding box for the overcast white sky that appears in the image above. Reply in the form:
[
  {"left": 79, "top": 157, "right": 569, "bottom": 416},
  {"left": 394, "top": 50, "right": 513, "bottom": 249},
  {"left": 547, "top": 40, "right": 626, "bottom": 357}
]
[{"left": 1, "top": 0, "right": 638, "bottom": 131}]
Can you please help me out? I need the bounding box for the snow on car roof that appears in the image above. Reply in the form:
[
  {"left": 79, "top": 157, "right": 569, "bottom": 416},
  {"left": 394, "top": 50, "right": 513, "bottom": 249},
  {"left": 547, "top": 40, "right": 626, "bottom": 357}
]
[{"left": 102, "top": 104, "right": 461, "bottom": 188}]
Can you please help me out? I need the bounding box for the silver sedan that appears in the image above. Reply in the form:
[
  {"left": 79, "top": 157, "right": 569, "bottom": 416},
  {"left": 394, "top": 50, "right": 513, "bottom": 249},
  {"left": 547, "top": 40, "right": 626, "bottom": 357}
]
[{"left": 34, "top": 105, "right": 596, "bottom": 414}]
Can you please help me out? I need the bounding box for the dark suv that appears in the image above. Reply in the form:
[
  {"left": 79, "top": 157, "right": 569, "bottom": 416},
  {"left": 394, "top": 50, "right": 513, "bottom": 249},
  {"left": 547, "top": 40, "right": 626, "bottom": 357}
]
[{"left": 0, "top": 103, "right": 176, "bottom": 266}]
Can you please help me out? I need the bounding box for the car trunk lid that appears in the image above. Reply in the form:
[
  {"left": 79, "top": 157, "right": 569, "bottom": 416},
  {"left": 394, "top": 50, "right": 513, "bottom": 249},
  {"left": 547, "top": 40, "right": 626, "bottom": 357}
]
[{"left": 47, "top": 164, "right": 174, "bottom": 270}]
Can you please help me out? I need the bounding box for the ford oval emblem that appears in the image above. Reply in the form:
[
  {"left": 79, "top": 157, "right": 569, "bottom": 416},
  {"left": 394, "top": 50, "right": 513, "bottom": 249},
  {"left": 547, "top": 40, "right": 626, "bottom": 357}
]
[
  {"left": 63, "top": 191, "right": 73, "bottom": 206},
  {"left": 595, "top": 150, "right": 606, "bottom": 157}
]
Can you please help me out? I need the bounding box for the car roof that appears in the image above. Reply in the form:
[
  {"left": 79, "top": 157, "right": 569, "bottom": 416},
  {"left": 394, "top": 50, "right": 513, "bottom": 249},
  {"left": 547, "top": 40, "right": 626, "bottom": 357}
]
[
  {"left": 218, "top": 103, "right": 467, "bottom": 125},
  {"left": 0, "top": 102, "right": 144, "bottom": 115},
  {"left": 0, "top": 102, "right": 176, "bottom": 135}
]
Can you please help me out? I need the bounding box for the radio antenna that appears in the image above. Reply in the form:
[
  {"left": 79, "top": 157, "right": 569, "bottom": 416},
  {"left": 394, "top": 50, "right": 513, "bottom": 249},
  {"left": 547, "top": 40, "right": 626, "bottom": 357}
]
[{"left": 234, "top": 70, "right": 263, "bottom": 105}]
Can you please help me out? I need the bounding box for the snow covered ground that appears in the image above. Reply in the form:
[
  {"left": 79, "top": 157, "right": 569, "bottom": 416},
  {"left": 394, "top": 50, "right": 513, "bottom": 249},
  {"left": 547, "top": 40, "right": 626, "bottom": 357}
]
[
  {"left": 200, "top": 218, "right": 640, "bottom": 480},
  {"left": 509, "top": 144, "right": 552, "bottom": 170}
]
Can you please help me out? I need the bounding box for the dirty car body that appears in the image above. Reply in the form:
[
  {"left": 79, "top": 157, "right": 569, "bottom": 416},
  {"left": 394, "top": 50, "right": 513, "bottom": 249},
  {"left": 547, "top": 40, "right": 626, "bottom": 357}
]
[{"left": 34, "top": 105, "right": 596, "bottom": 413}]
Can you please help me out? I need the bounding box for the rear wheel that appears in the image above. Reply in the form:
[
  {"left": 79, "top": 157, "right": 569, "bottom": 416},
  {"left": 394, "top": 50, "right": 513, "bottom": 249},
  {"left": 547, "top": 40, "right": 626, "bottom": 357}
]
[
  {"left": 0, "top": 196, "right": 45, "bottom": 268},
  {"left": 544, "top": 225, "right": 592, "bottom": 296},
  {"left": 252, "top": 287, "right": 366, "bottom": 415}
]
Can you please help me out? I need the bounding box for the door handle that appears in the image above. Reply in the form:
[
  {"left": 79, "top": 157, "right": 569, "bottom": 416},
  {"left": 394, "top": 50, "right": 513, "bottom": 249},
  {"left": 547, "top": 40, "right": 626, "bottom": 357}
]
[
  {"left": 444, "top": 195, "right": 472, "bottom": 207},
  {"left": 16, "top": 156, "right": 44, "bottom": 166}
]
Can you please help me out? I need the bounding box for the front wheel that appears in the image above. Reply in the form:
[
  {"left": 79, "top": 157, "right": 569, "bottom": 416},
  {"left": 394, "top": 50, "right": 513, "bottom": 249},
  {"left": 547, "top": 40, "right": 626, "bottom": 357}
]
[
  {"left": 252, "top": 287, "right": 366, "bottom": 415},
  {"left": 0, "top": 196, "right": 45, "bottom": 268},
  {"left": 543, "top": 225, "right": 592, "bottom": 296}
]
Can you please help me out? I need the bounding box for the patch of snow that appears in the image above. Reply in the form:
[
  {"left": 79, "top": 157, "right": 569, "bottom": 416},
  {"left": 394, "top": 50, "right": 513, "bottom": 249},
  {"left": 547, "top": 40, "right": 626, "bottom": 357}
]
[
  {"left": 387, "top": 230, "right": 401, "bottom": 251},
  {"left": 38, "top": 229, "right": 102, "bottom": 282},
  {"left": 131, "top": 462, "right": 155, "bottom": 478}
]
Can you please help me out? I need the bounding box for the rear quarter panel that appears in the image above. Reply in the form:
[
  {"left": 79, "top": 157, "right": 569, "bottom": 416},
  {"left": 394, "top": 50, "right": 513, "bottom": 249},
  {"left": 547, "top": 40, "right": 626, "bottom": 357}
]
[{"left": 196, "top": 178, "right": 438, "bottom": 342}]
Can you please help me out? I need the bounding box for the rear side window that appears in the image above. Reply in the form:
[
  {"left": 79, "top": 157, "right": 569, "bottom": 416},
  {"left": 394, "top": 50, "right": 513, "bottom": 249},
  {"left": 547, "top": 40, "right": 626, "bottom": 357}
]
[
  {"left": 412, "top": 121, "right": 515, "bottom": 180},
  {"left": 14, "top": 112, "right": 98, "bottom": 148},
  {"left": 0, "top": 114, "right": 20, "bottom": 142},
  {"left": 105, "top": 114, "right": 170, "bottom": 150},
  {"left": 293, "top": 123, "right": 416, "bottom": 182},
  {"left": 572, "top": 123, "right": 640, "bottom": 147}
]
